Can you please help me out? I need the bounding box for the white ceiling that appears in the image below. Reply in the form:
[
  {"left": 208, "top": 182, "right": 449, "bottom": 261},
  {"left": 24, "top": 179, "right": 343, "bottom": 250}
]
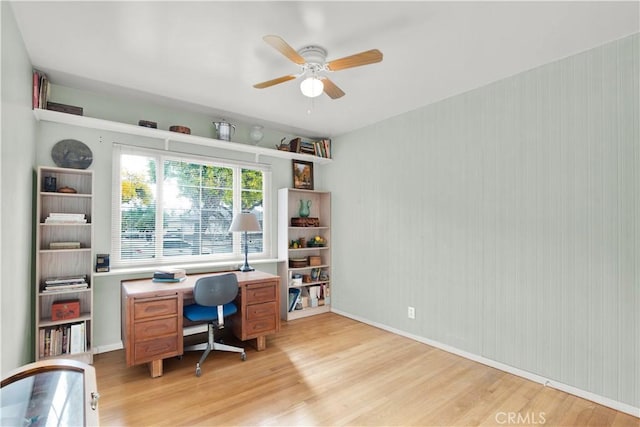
[{"left": 10, "top": 1, "right": 640, "bottom": 138}]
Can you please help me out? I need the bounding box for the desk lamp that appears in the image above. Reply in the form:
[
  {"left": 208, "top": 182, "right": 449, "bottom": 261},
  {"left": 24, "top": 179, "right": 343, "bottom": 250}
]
[{"left": 229, "top": 212, "right": 261, "bottom": 272}]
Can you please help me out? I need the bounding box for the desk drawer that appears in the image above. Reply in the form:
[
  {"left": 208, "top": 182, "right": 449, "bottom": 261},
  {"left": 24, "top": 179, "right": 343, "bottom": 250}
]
[
  {"left": 135, "top": 317, "right": 178, "bottom": 340},
  {"left": 246, "top": 301, "right": 277, "bottom": 321},
  {"left": 134, "top": 336, "right": 178, "bottom": 363},
  {"left": 134, "top": 296, "right": 178, "bottom": 320},
  {"left": 246, "top": 315, "right": 277, "bottom": 336},
  {"left": 245, "top": 283, "right": 276, "bottom": 304}
]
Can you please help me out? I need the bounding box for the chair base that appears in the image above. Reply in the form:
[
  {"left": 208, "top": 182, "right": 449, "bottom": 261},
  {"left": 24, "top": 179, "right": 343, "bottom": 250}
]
[{"left": 184, "top": 323, "right": 246, "bottom": 377}]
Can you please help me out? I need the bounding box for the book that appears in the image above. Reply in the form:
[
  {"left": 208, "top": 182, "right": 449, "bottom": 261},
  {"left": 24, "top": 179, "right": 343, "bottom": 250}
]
[
  {"left": 289, "top": 137, "right": 301, "bottom": 153},
  {"left": 45, "top": 213, "right": 87, "bottom": 224},
  {"left": 308, "top": 285, "right": 321, "bottom": 300},
  {"left": 33, "top": 70, "right": 40, "bottom": 109},
  {"left": 45, "top": 219, "right": 87, "bottom": 224},
  {"left": 45, "top": 275, "right": 87, "bottom": 285},
  {"left": 44, "top": 330, "right": 51, "bottom": 357},
  {"left": 45, "top": 214, "right": 87, "bottom": 223},
  {"left": 42, "top": 75, "right": 49, "bottom": 109},
  {"left": 152, "top": 277, "right": 187, "bottom": 283},
  {"left": 39, "top": 329, "right": 45, "bottom": 358},
  {"left": 153, "top": 269, "right": 186, "bottom": 280},
  {"left": 49, "top": 213, "right": 85, "bottom": 218},
  {"left": 44, "top": 284, "right": 88, "bottom": 292},
  {"left": 70, "top": 323, "right": 85, "bottom": 354},
  {"left": 50, "top": 241, "right": 81, "bottom": 249},
  {"left": 65, "top": 326, "right": 71, "bottom": 354},
  {"left": 288, "top": 287, "right": 301, "bottom": 312},
  {"left": 44, "top": 282, "right": 88, "bottom": 290}
]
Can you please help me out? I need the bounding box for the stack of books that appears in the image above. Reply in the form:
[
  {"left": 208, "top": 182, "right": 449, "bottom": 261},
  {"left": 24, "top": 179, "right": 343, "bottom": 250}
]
[
  {"left": 32, "top": 69, "right": 49, "bottom": 110},
  {"left": 42, "top": 275, "right": 88, "bottom": 293},
  {"left": 288, "top": 137, "right": 332, "bottom": 158},
  {"left": 39, "top": 323, "right": 85, "bottom": 358},
  {"left": 314, "top": 139, "right": 331, "bottom": 159},
  {"left": 44, "top": 213, "right": 87, "bottom": 224},
  {"left": 49, "top": 241, "right": 81, "bottom": 249},
  {"left": 298, "top": 140, "right": 316, "bottom": 155},
  {"left": 153, "top": 269, "right": 187, "bottom": 282}
]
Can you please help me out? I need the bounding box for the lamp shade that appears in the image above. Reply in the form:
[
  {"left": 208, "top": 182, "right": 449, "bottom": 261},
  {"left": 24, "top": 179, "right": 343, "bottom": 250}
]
[
  {"left": 229, "top": 212, "right": 261, "bottom": 232},
  {"left": 300, "top": 77, "right": 324, "bottom": 98}
]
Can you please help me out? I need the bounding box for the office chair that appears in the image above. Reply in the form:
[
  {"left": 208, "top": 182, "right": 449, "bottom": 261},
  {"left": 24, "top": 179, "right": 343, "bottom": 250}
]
[{"left": 183, "top": 273, "right": 246, "bottom": 377}]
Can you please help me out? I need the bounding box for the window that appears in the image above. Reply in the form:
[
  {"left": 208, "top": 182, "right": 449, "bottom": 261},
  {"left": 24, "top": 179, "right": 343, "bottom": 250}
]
[{"left": 111, "top": 145, "right": 270, "bottom": 266}]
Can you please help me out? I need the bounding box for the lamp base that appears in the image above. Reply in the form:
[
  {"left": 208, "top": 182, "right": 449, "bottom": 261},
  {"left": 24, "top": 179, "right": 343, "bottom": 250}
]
[{"left": 239, "top": 231, "right": 254, "bottom": 272}]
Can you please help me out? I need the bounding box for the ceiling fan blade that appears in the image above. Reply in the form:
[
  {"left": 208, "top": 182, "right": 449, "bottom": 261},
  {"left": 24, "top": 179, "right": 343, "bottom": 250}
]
[
  {"left": 263, "top": 35, "right": 306, "bottom": 65},
  {"left": 326, "top": 49, "right": 383, "bottom": 71},
  {"left": 321, "top": 78, "right": 345, "bottom": 99},
  {"left": 253, "top": 75, "right": 297, "bottom": 89}
]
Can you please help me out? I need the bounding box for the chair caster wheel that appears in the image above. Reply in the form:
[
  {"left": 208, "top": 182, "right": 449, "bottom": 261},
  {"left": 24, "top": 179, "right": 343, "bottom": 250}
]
[{"left": 241, "top": 352, "right": 247, "bottom": 361}]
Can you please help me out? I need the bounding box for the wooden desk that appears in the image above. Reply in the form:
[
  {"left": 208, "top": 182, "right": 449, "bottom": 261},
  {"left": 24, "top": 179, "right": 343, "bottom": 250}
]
[{"left": 121, "top": 270, "right": 280, "bottom": 378}]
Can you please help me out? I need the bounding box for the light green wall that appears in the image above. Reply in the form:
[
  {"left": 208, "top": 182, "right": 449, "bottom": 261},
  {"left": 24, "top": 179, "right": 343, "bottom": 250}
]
[
  {"left": 1, "top": 2, "right": 38, "bottom": 376},
  {"left": 326, "top": 33, "right": 639, "bottom": 408}
]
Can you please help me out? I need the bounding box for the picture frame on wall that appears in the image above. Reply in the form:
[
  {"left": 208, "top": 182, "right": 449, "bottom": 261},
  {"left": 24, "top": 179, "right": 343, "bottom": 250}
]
[{"left": 292, "top": 160, "right": 314, "bottom": 190}]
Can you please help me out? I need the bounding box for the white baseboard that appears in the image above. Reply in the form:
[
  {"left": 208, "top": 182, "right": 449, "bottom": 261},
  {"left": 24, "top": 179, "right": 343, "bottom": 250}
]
[
  {"left": 331, "top": 309, "right": 640, "bottom": 418},
  {"left": 93, "top": 342, "right": 123, "bottom": 354}
]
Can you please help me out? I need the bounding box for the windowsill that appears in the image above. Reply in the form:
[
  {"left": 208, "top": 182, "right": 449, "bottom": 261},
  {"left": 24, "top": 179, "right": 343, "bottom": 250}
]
[{"left": 93, "top": 257, "right": 281, "bottom": 277}]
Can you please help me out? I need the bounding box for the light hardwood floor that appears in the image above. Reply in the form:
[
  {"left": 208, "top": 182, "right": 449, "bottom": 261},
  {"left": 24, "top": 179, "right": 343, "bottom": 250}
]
[{"left": 94, "top": 313, "right": 638, "bottom": 426}]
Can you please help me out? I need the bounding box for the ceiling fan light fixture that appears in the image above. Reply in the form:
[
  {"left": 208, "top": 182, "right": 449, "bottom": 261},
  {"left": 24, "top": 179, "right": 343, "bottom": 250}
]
[{"left": 300, "top": 76, "right": 324, "bottom": 98}]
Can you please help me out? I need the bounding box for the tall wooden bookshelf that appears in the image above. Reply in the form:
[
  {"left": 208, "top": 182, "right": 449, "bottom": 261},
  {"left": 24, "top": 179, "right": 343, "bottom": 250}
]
[
  {"left": 35, "top": 166, "right": 94, "bottom": 364},
  {"left": 278, "top": 188, "right": 331, "bottom": 321}
]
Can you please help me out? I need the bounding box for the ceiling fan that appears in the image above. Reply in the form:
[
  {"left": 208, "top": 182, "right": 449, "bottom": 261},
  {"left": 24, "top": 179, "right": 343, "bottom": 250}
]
[{"left": 253, "top": 35, "right": 383, "bottom": 99}]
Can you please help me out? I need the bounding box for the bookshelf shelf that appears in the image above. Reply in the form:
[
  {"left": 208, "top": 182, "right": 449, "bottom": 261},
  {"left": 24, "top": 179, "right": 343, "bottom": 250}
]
[
  {"left": 288, "top": 264, "right": 330, "bottom": 272},
  {"left": 40, "top": 224, "right": 92, "bottom": 227},
  {"left": 33, "top": 108, "right": 333, "bottom": 165},
  {"left": 35, "top": 166, "right": 94, "bottom": 364},
  {"left": 288, "top": 226, "right": 330, "bottom": 230},
  {"left": 39, "top": 288, "right": 92, "bottom": 297},
  {"left": 39, "top": 248, "right": 91, "bottom": 254},
  {"left": 288, "top": 280, "right": 331, "bottom": 288},
  {"left": 278, "top": 189, "right": 331, "bottom": 321},
  {"left": 38, "top": 313, "right": 92, "bottom": 328},
  {"left": 41, "top": 192, "right": 92, "bottom": 198}
]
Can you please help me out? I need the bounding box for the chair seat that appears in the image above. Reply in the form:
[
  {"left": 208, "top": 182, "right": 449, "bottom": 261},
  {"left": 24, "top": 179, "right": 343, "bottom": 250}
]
[{"left": 184, "top": 302, "right": 237, "bottom": 322}]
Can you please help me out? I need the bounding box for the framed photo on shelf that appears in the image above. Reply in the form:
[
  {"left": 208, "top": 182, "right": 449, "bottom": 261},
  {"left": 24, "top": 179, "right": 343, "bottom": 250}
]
[{"left": 292, "top": 160, "right": 314, "bottom": 190}]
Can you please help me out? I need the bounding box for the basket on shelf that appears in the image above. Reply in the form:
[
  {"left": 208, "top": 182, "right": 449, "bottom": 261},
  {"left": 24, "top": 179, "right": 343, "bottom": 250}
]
[
  {"left": 291, "top": 217, "right": 320, "bottom": 227},
  {"left": 289, "top": 258, "right": 308, "bottom": 268}
]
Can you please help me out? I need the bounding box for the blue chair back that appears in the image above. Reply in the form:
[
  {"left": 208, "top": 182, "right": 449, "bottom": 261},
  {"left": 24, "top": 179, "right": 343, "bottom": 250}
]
[{"left": 193, "top": 273, "right": 238, "bottom": 307}]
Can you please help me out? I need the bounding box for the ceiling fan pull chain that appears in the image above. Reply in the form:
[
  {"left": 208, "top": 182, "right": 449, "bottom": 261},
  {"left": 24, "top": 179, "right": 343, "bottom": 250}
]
[{"left": 307, "top": 96, "right": 315, "bottom": 115}]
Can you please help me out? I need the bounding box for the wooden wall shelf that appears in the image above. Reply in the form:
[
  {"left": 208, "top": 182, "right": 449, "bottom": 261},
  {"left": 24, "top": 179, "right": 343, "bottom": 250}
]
[{"left": 33, "top": 109, "right": 332, "bottom": 165}]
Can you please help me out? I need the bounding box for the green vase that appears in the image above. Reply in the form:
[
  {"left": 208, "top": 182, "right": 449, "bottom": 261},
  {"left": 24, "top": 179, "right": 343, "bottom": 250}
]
[{"left": 299, "top": 200, "right": 311, "bottom": 217}]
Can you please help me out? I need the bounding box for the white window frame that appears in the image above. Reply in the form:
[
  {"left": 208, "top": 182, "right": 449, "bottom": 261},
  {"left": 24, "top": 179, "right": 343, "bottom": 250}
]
[{"left": 111, "top": 144, "right": 271, "bottom": 267}]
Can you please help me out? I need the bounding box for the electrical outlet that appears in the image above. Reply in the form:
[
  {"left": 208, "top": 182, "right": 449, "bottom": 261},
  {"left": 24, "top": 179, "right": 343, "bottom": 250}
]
[{"left": 408, "top": 306, "right": 415, "bottom": 319}]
